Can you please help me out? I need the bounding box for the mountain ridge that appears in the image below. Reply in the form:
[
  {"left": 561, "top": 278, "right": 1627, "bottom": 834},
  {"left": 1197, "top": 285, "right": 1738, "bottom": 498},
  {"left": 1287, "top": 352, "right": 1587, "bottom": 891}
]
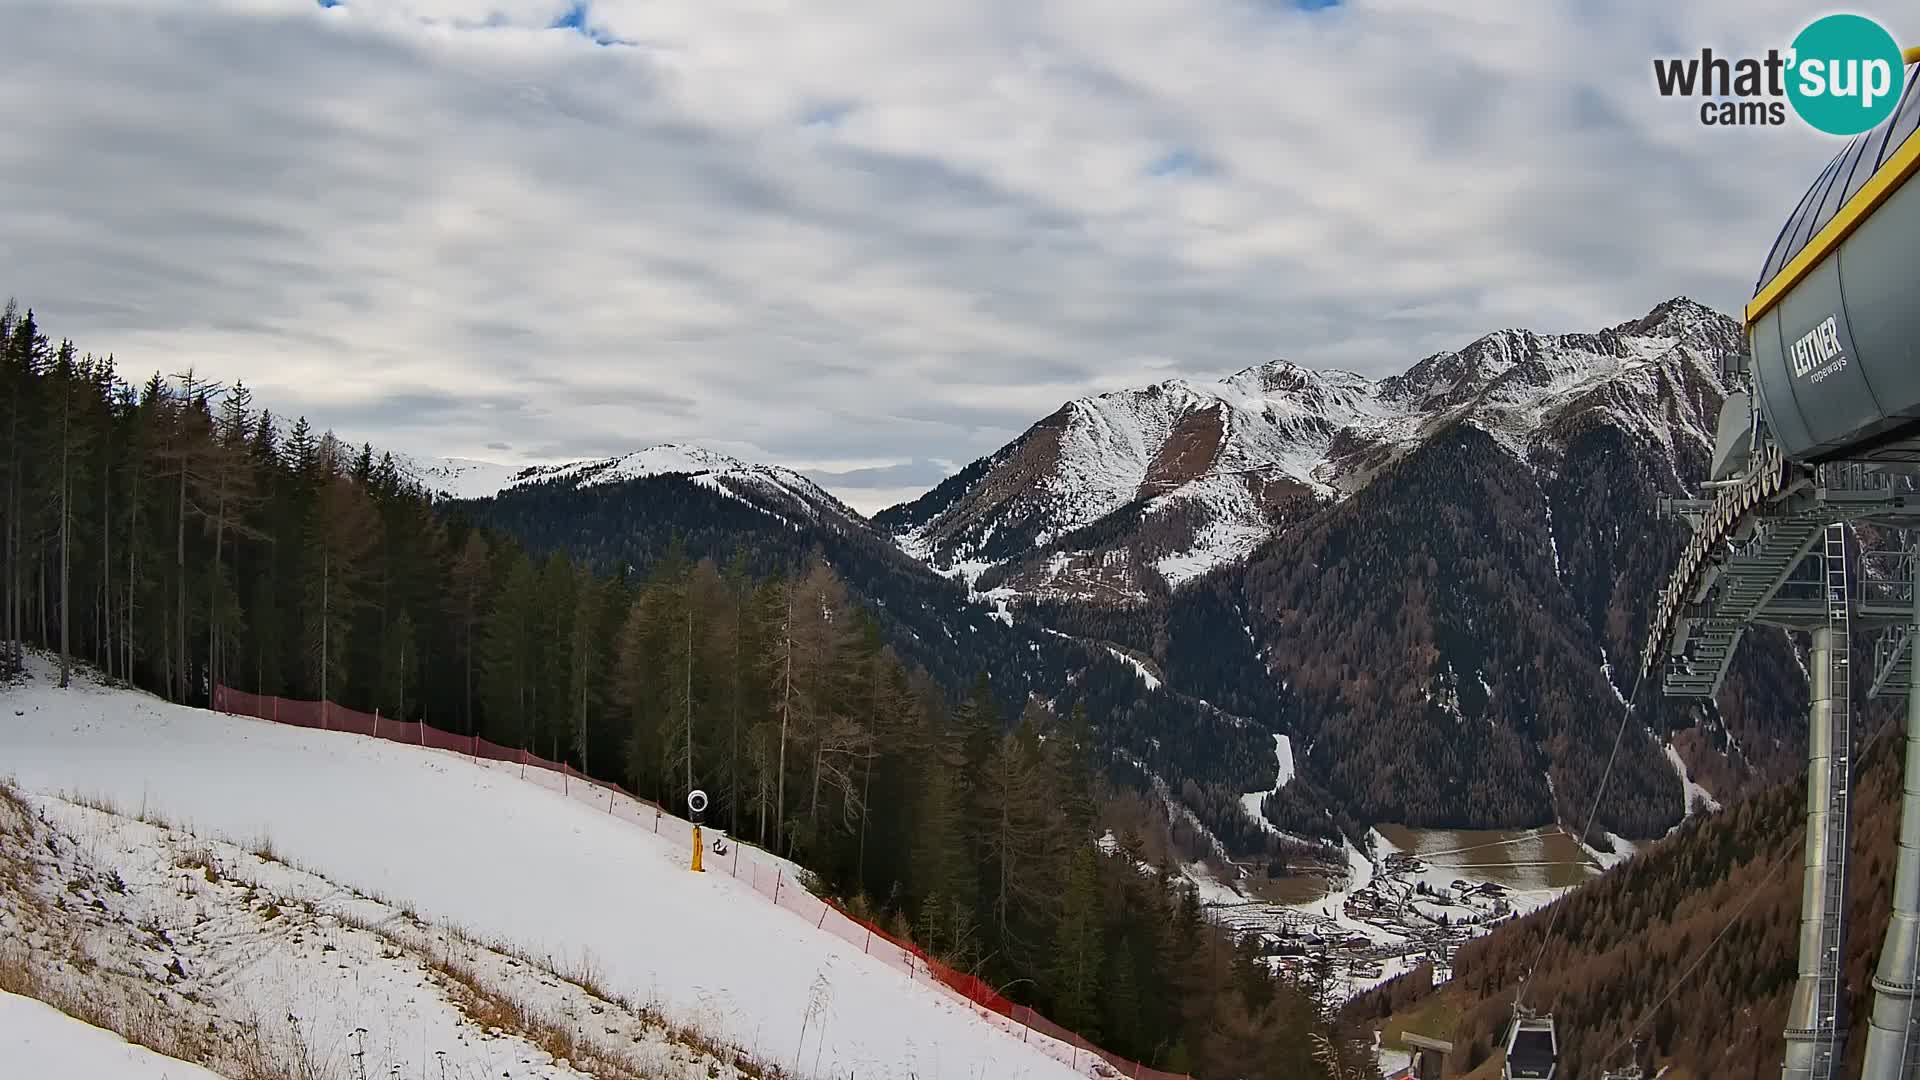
[
  {"left": 439, "top": 296, "right": 1793, "bottom": 842},
  {"left": 878, "top": 296, "right": 1735, "bottom": 603}
]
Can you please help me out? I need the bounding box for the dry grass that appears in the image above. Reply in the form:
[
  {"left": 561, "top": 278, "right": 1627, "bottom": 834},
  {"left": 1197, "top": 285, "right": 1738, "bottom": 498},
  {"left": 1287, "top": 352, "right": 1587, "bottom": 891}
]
[
  {"left": 134, "top": 794, "right": 172, "bottom": 831},
  {"left": 7, "top": 780, "right": 786, "bottom": 1080},
  {"left": 175, "top": 845, "right": 223, "bottom": 885},
  {"left": 63, "top": 790, "right": 123, "bottom": 818},
  {"left": 0, "top": 779, "right": 41, "bottom": 902},
  {"left": 0, "top": 775, "right": 31, "bottom": 825},
  {"left": 554, "top": 948, "right": 614, "bottom": 1005},
  {"left": 249, "top": 831, "right": 281, "bottom": 865},
  {"left": 0, "top": 789, "right": 320, "bottom": 1079},
  {"left": 0, "top": 934, "right": 249, "bottom": 1072},
  {"left": 421, "top": 931, "right": 789, "bottom": 1080}
]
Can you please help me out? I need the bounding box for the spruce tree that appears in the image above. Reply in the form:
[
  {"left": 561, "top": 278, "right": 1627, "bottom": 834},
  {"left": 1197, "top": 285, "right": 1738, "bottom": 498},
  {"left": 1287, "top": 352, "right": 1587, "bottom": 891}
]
[
  {"left": 1051, "top": 844, "right": 1104, "bottom": 1038},
  {"left": 380, "top": 607, "right": 417, "bottom": 719},
  {"left": 449, "top": 531, "right": 490, "bottom": 733}
]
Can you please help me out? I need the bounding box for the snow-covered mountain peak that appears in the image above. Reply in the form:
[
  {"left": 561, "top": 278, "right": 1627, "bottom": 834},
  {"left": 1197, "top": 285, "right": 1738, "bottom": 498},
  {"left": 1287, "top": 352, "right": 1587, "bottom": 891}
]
[
  {"left": 397, "top": 444, "right": 861, "bottom": 523},
  {"left": 883, "top": 298, "right": 1742, "bottom": 602}
]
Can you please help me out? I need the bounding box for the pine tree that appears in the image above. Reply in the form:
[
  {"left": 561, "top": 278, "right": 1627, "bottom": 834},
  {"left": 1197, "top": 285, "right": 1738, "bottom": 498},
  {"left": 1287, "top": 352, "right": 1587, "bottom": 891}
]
[
  {"left": 449, "top": 531, "right": 490, "bottom": 733},
  {"left": 3, "top": 309, "right": 51, "bottom": 674},
  {"left": 304, "top": 467, "right": 381, "bottom": 710},
  {"left": 568, "top": 565, "right": 602, "bottom": 772},
  {"left": 481, "top": 549, "right": 537, "bottom": 745},
  {"left": 979, "top": 727, "right": 1057, "bottom": 965},
  {"left": 535, "top": 551, "right": 574, "bottom": 760},
  {"left": 198, "top": 382, "right": 266, "bottom": 696},
  {"left": 1051, "top": 844, "right": 1104, "bottom": 1039},
  {"left": 380, "top": 607, "right": 417, "bottom": 719},
  {"left": 51, "top": 340, "right": 95, "bottom": 687}
]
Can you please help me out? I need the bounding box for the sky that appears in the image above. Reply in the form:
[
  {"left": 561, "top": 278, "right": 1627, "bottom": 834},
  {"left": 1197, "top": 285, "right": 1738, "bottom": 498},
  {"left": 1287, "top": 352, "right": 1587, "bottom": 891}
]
[{"left": 1, "top": 0, "right": 1907, "bottom": 513}]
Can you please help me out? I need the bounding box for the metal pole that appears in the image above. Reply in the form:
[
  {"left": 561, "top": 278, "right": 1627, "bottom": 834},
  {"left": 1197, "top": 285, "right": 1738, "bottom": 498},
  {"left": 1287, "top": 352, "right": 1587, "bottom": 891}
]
[
  {"left": 1862, "top": 563, "right": 1920, "bottom": 1080},
  {"left": 1783, "top": 621, "right": 1847, "bottom": 1080}
]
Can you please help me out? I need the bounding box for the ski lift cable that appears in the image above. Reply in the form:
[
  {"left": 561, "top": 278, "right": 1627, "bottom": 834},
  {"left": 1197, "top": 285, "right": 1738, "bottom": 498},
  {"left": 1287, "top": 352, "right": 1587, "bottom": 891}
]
[
  {"left": 1583, "top": 852, "right": 1791, "bottom": 1078},
  {"left": 1588, "top": 704, "right": 1906, "bottom": 1078},
  {"left": 1515, "top": 667, "right": 1650, "bottom": 1014}
]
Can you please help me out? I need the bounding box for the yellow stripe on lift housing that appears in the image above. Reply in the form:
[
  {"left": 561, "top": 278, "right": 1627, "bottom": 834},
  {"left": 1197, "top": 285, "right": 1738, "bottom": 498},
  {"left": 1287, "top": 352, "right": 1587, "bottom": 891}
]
[{"left": 1747, "top": 53, "right": 1920, "bottom": 328}]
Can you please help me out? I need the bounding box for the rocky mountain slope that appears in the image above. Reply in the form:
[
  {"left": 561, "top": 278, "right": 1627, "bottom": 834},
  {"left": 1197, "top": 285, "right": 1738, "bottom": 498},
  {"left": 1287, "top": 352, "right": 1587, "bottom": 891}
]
[
  {"left": 968, "top": 299, "right": 1805, "bottom": 837},
  {"left": 447, "top": 298, "right": 1806, "bottom": 842},
  {"left": 878, "top": 298, "right": 1736, "bottom": 604}
]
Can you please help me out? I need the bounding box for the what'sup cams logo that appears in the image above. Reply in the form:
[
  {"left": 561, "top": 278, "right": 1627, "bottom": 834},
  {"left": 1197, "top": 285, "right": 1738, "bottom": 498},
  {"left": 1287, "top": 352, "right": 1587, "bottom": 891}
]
[{"left": 1654, "top": 14, "right": 1907, "bottom": 134}]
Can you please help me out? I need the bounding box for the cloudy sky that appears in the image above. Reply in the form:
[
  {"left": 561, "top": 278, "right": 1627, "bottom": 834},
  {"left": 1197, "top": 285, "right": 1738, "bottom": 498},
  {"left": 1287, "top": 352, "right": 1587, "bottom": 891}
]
[{"left": 2, "top": 0, "right": 1905, "bottom": 511}]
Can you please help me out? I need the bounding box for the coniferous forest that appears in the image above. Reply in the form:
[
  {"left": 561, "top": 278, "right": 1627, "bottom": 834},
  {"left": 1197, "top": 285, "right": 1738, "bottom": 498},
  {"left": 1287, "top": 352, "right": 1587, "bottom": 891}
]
[{"left": 0, "top": 302, "right": 1358, "bottom": 1080}]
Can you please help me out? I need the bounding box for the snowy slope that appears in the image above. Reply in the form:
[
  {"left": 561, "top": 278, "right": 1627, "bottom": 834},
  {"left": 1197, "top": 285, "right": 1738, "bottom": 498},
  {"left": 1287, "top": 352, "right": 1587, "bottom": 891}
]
[
  {"left": 0, "top": 667, "right": 1085, "bottom": 1080},
  {"left": 396, "top": 444, "right": 863, "bottom": 524},
  {"left": 1238, "top": 734, "right": 1296, "bottom": 833},
  {"left": 389, "top": 453, "right": 537, "bottom": 500},
  {"left": 2, "top": 782, "right": 765, "bottom": 1080},
  {"left": 881, "top": 298, "right": 1737, "bottom": 601},
  {"left": 0, "top": 991, "right": 227, "bottom": 1080},
  {"left": 1665, "top": 741, "right": 1723, "bottom": 816}
]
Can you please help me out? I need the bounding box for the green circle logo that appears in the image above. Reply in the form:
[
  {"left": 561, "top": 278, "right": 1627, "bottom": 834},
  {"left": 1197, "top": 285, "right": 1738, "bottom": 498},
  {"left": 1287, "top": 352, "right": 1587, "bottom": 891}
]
[{"left": 1787, "top": 14, "right": 1906, "bottom": 136}]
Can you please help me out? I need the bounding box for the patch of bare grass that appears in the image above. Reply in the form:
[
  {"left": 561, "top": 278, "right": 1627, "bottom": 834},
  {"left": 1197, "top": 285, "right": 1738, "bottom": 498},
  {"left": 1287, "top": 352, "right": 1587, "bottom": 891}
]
[
  {"left": 62, "top": 790, "right": 122, "bottom": 818},
  {"left": 174, "top": 844, "right": 223, "bottom": 885},
  {"left": 419, "top": 932, "right": 788, "bottom": 1080},
  {"left": 249, "top": 831, "right": 281, "bottom": 865}
]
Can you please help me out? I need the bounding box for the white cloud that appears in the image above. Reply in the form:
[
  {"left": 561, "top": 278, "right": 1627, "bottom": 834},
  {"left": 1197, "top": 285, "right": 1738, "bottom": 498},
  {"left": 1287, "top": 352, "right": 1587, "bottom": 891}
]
[{"left": 0, "top": 0, "right": 1897, "bottom": 510}]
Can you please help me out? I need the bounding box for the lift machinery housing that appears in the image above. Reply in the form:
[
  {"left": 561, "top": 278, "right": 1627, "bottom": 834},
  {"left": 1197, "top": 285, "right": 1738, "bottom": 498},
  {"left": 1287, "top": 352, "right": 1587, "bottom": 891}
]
[{"left": 1642, "top": 49, "right": 1920, "bottom": 1080}]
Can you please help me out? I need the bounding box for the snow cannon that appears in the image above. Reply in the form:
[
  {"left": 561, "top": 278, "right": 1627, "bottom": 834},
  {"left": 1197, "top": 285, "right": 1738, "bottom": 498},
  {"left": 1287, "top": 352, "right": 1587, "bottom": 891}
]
[
  {"left": 687, "top": 789, "right": 709, "bottom": 873},
  {"left": 1732, "top": 55, "right": 1920, "bottom": 469}
]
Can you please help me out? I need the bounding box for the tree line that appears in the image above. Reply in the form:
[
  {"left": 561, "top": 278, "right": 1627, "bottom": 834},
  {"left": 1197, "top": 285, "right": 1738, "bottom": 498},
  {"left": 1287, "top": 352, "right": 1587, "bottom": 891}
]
[{"left": 0, "top": 302, "right": 1357, "bottom": 1079}]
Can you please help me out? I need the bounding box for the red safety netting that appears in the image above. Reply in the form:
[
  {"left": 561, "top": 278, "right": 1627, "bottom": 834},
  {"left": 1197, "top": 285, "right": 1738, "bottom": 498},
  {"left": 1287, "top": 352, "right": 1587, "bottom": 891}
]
[{"left": 211, "top": 685, "right": 1189, "bottom": 1080}]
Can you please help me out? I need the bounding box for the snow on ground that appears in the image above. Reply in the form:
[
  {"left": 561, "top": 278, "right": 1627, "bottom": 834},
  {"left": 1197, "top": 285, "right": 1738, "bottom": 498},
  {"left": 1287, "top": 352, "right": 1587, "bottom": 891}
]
[
  {"left": 396, "top": 445, "right": 853, "bottom": 522},
  {"left": 1581, "top": 831, "right": 1640, "bottom": 871},
  {"left": 3, "top": 792, "right": 747, "bottom": 1080},
  {"left": 1179, "top": 862, "right": 1249, "bottom": 908},
  {"left": 1665, "top": 742, "right": 1722, "bottom": 815},
  {"left": 392, "top": 453, "right": 536, "bottom": 501},
  {"left": 1238, "top": 734, "right": 1296, "bottom": 835},
  {"left": 0, "top": 660, "right": 1086, "bottom": 1080},
  {"left": 1377, "top": 1044, "right": 1415, "bottom": 1079},
  {"left": 1104, "top": 647, "right": 1161, "bottom": 691},
  {"left": 0, "top": 990, "right": 228, "bottom": 1080}
]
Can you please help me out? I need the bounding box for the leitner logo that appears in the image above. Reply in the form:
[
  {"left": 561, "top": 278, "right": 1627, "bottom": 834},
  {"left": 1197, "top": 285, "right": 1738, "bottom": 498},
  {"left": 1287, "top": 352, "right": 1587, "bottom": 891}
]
[
  {"left": 1653, "top": 14, "right": 1906, "bottom": 135},
  {"left": 1791, "top": 315, "right": 1848, "bottom": 382}
]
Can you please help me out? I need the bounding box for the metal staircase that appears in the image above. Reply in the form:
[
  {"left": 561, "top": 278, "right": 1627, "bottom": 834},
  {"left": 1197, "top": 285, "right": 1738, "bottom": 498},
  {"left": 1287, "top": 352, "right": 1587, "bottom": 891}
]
[
  {"left": 1662, "top": 515, "right": 1827, "bottom": 698},
  {"left": 1813, "top": 522, "right": 1854, "bottom": 1080},
  {"left": 1871, "top": 625, "right": 1913, "bottom": 698}
]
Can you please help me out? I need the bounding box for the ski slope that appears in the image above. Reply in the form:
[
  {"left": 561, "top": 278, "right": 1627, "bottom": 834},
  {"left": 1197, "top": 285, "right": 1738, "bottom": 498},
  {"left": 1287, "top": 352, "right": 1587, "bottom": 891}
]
[
  {"left": 0, "top": 666, "right": 1085, "bottom": 1080},
  {"left": 0, "top": 990, "right": 227, "bottom": 1080}
]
